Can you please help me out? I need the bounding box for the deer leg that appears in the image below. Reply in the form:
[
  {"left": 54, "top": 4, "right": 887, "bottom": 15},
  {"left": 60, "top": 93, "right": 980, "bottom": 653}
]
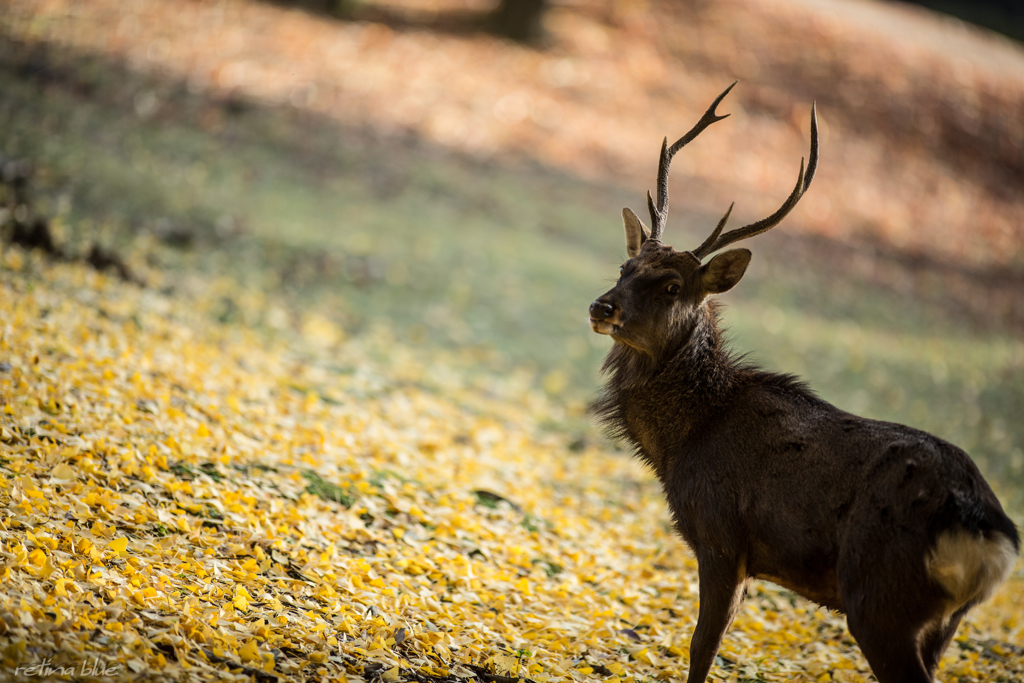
[
  {"left": 920, "top": 607, "right": 967, "bottom": 678},
  {"left": 685, "top": 554, "right": 745, "bottom": 683},
  {"left": 845, "top": 611, "right": 933, "bottom": 683}
]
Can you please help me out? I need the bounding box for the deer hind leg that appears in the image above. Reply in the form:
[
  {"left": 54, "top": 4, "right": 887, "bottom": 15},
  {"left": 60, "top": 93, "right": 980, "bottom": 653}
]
[
  {"left": 844, "top": 609, "right": 933, "bottom": 683},
  {"left": 839, "top": 564, "right": 936, "bottom": 683},
  {"left": 920, "top": 606, "right": 967, "bottom": 678},
  {"left": 685, "top": 553, "right": 746, "bottom": 683}
]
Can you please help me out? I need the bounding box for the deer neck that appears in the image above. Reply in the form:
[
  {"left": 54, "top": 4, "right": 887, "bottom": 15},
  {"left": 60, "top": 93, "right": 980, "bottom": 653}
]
[{"left": 594, "top": 302, "right": 739, "bottom": 476}]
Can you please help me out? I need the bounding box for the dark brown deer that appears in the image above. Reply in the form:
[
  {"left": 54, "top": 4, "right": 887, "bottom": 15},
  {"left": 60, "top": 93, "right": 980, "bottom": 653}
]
[{"left": 588, "top": 82, "right": 1019, "bottom": 683}]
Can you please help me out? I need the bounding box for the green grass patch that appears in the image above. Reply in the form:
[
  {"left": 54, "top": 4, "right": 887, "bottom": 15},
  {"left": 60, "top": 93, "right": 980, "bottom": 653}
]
[{"left": 301, "top": 470, "right": 356, "bottom": 507}]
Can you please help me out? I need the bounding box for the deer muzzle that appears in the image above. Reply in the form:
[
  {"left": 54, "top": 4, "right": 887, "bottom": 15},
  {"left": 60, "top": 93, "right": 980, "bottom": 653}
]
[{"left": 589, "top": 299, "right": 620, "bottom": 335}]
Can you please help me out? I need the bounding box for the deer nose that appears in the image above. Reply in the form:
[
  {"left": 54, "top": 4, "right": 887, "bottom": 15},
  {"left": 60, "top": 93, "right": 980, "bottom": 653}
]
[{"left": 590, "top": 300, "right": 615, "bottom": 320}]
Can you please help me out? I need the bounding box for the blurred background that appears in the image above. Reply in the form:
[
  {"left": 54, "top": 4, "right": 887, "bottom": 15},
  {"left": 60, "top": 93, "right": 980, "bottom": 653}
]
[{"left": 1, "top": 0, "right": 1022, "bottom": 509}]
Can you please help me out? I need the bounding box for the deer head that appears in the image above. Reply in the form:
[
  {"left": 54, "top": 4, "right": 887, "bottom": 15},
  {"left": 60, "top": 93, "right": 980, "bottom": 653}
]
[{"left": 589, "top": 82, "right": 818, "bottom": 357}]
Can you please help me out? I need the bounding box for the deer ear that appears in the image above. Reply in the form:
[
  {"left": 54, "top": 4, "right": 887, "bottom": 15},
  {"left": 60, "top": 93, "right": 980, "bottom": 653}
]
[
  {"left": 699, "top": 248, "right": 751, "bottom": 294},
  {"left": 623, "top": 208, "right": 651, "bottom": 258}
]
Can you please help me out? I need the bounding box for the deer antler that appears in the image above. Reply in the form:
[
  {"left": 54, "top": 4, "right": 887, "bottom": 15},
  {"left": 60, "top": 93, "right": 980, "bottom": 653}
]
[
  {"left": 691, "top": 102, "right": 819, "bottom": 260},
  {"left": 646, "top": 81, "right": 737, "bottom": 241}
]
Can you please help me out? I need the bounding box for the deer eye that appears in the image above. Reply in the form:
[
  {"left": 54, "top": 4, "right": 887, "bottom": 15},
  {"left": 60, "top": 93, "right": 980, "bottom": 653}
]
[{"left": 665, "top": 283, "right": 681, "bottom": 295}]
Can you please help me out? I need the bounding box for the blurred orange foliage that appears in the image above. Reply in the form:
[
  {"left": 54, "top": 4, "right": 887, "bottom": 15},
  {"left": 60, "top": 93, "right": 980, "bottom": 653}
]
[{"left": 3, "top": 0, "right": 1023, "bottom": 268}]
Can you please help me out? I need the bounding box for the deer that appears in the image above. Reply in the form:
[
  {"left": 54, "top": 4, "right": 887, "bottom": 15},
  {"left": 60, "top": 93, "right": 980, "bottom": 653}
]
[{"left": 588, "top": 82, "right": 1019, "bottom": 683}]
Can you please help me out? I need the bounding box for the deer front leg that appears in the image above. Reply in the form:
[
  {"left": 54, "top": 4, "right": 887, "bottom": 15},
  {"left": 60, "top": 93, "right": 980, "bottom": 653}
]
[{"left": 685, "top": 552, "right": 746, "bottom": 683}]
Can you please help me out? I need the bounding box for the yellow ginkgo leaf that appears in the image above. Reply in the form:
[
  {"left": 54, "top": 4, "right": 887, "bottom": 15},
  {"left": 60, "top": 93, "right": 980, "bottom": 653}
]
[
  {"left": 238, "top": 640, "right": 260, "bottom": 663},
  {"left": 489, "top": 654, "right": 519, "bottom": 676},
  {"left": 108, "top": 537, "right": 129, "bottom": 557},
  {"left": 36, "top": 558, "right": 58, "bottom": 581},
  {"left": 27, "top": 549, "right": 47, "bottom": 567},
  {"left": 50, "top": 463, "right": 77, "bottom": 481}
]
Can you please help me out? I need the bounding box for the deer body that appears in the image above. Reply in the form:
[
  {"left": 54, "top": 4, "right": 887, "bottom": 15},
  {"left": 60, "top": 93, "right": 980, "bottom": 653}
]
[{"left": 589, "top": 84, "right": 1019, "bottom": 683}]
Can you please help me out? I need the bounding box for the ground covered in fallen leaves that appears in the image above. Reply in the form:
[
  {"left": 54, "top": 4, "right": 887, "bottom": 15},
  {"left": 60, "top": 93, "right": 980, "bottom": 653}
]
[{"left": 1, "top": 247, "right": 1022, "bottom": 683}]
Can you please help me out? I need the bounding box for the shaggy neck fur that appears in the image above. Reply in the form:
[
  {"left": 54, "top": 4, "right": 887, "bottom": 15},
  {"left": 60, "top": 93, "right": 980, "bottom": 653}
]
[{"left": 592, "top": 301, "right": 744, "bottom": 477}]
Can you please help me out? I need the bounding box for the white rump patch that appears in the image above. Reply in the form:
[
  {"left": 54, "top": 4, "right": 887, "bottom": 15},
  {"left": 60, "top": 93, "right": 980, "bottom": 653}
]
[{"left": 927, "top": 529, "right": 1016, "bottom": 613}]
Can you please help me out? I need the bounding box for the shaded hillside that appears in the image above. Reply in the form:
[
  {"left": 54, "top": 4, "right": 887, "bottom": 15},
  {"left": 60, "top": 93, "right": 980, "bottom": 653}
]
[
  {"left": 3, "top": 0, "right": 1023, "bottom": 270},
  {"left": 895, "top": 0, "right": 1024, "bottom": 43}
]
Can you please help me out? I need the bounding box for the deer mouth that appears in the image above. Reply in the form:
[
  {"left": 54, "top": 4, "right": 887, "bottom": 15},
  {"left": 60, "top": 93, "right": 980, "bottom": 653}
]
[{"left": 590, "top": 318, "right": 620, "bottom": 335}]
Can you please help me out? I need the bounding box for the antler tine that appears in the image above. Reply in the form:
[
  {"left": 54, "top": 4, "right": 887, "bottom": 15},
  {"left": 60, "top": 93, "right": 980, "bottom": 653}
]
[
  {"left": 693, "top": 202, "right": 734, "bottom": 258},
  {"left": 691, "top": 101, "right": 818, "bottom": 259},
  {"left": 648, "top": 81, "right": 737, "bottom": 240},
  {"left": 804, "top": 101, "right": 818, "bottom": 192},
  {"left": 699, "top": 159, "right": 806, "bottom": 257}
]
